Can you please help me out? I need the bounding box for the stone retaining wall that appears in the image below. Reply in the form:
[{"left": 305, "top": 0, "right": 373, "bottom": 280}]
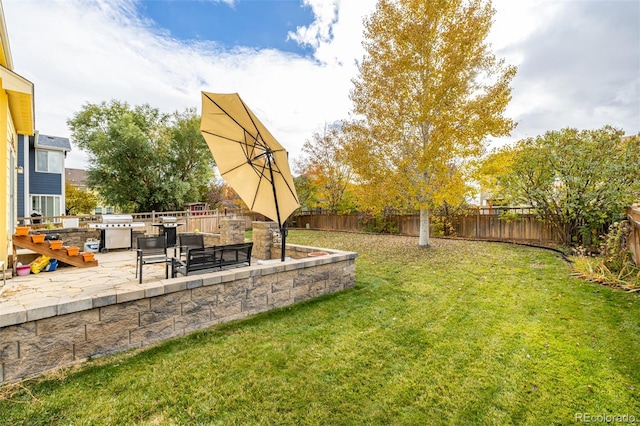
[{"left": 0, "top": 246, "right": 357, "bottom": 384}]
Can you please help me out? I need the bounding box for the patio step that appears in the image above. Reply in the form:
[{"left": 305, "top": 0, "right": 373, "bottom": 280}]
[{"left": 11, "top": 235, "right": 98, "bottom": 274}]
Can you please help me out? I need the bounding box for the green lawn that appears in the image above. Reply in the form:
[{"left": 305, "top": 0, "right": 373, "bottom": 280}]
[{"left": 1, "top": 231, "right": 639, "bottom": 425}]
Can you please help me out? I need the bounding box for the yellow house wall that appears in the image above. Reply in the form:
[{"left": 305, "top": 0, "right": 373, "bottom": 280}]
[
  {"left": 0, "top": 88, "right": 12, "bottom": 266},
  {"left": 0, "top": 8, "right": 35, "bottom": 269},
  {"left": 7, "top": 96, "right": 16, "bottom": 245}
]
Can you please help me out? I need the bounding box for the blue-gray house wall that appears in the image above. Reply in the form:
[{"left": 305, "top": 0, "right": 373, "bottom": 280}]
[
  {"left": 17, "top": 133, "right": 71, "bottom": 219},
  {"left": 29, "top": 146, "right": 62, "bottom": 195},
  {"left": 17, "top": 135, "right": 25, "bottom": 218}
]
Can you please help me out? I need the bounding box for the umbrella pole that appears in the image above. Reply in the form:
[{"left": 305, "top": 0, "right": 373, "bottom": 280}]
[
  {"left": 266, "top": 153, "right": 286, "bottom": 262},
  {"left": 280, "top": 223, "right": 287, "bottom": 262}
]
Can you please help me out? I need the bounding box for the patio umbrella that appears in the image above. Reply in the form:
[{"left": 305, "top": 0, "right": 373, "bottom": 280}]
[{"left": 200, "top": 92, "right": 300, "bottom": 261}]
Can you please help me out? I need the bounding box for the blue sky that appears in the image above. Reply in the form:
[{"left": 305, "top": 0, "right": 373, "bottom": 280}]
[
  {"left": 2, "top": 0, "right": 639, "bottom": 171},
  {"left": 138, "top": 0, "right": 315, "bottom": 55}
]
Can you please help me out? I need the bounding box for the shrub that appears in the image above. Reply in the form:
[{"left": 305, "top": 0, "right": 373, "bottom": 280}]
[
  {"left": 602, "top": 221, "right": 634, "bottom": 273},
  {"left": 572, "top": 220, "right": 640, "bottom": 290},
  {"left": 360, "top": 213, "right": 399, "bottom": 234}
]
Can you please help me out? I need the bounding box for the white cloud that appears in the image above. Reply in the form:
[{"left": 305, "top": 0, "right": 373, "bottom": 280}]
[
  {"left": 4, "top": 0, "right": 374, "bottom": 169},
  {"left": 287, "top": 0, "right": 338, "bottom": 50},
  {"left": 311, "top": 0, "right": 376, "bottom": 66},
  {"left": 489, "top": 0, "right": 565, "bottom": 52},
  {"left": 2, "top": 0, "right": 638, "bottom": 170},
  {"left": 286, "top": 0, "right": 378, "bottom": 67},
  {"left": 503, "top": 1, "right": 639, "bottom": 143}
]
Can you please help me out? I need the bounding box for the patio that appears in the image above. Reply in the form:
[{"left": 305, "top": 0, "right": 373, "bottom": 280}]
[
  {"left": 1, "top": 218, "right": 262, "bottom": 326},
  {"left": 0, "top": 249, "right": 170, "bottom": 322},
  {"left": 0, "top": 240, "right": 357, "bottom": 385}
]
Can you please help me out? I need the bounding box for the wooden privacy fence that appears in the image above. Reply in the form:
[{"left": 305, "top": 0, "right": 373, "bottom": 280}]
[
  {"left": 19, "top": 208, "right": 567, "bottom": 244},
  {"left": 293, "top": 210, "right": 565, "bottom": 244},
  {"left": 129, "top": 210, "right": 254, "bottom": 235},
  {"left": 18, "top": 209, "right": 255, "bottom": 235},
  {"left": 445, "top": 214, "right": 562, "bottom": 242}
]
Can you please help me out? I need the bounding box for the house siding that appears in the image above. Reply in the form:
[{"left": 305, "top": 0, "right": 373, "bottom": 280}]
[
  {"left": 0, "top": 89, "right": 9, "bottom": 265},
  {"left": 17, "top": 134, "right": 25, "bottom": 217},
  {"left": 29, "top": 145, "right": 62, "bottom": 195}
]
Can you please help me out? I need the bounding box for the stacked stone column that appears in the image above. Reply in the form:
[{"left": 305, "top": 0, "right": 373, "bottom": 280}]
[
  {"left": 252, "top": 221, "right": 279, "bottom": 260},
  {"left": 219, "top": 219, "right": 245, "bottom": 245}
]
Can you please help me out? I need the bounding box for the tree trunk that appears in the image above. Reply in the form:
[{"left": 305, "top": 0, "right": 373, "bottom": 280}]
[{"left": 419, "top": 208, "right": 430, "bottom": 247}]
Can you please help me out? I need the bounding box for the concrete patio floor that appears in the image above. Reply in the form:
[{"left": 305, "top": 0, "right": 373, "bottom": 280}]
[{"left": 0, "top": 250, "right": 170, "bottom": 326}]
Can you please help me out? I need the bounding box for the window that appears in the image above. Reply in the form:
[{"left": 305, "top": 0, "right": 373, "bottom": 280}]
[
  {"left": 31, "top": 195, "right": 61, "bottom": 217},
  {"left": 36, "top": 149, "right": 63, "bottom": 173}
]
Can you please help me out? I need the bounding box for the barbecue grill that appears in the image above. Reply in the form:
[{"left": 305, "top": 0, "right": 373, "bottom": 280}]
[
  {"left": 152, "top": 216, "right": 183, "bottom": 247},
  {"left": 89, "top": 214, "right": 145, "bottom": 252}
]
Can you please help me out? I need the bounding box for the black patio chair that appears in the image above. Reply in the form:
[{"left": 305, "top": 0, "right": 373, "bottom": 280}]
[
  {"left": 136, "top": 235, "right": 170, "bottom": 283},
  {"left": 177, "top": 233, "right": 205, "bottom": 259}
]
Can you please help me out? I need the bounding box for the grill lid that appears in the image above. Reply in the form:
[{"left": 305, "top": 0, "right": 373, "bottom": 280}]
[
  {"left": 90, "top": 223, "right": 145, "bottom": 229},
  {"left": 157, "top": 223, "right": 182, "bottom": 228},
  {"left": 102, "top": 214, "right": 133, "bottom": 224},
  {"left": 159, "top": 216, "right": 177, "bottom": 223}
]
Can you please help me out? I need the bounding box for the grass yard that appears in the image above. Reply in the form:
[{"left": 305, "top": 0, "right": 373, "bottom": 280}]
[{"left": 1, "top": 231, "right": 639, "bottom": 425}]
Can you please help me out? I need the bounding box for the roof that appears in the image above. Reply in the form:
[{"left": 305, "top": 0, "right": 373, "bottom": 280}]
[
  {"left": 0, "top": 1, "right": 14, "bottom": 69},
  {"left": 65, "top": 168, "right": 88, "bottom": 186},
  {"left": 0, "top": 65, "right": 34, "bottom": 135},
  {"left": 0, "top": 5, "right": 34, "bottom": 135},
  {"left": 35, "top": 134, "right": 72, "bottom": 151}
]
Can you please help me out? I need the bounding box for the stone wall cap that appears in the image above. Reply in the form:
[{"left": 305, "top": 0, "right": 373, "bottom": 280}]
[{"left": 1, "top": 246, "right": 357, "bottom": 328}]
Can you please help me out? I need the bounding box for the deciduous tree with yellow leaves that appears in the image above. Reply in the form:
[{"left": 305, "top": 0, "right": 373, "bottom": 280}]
[
  {"left": 346, "top": 0, "right": 516, "bottom": 246},
  {"left": 296, "top": 125, "right": 354, "bottom": 213},
  {"left": 471, "top": 145, "right": 518, "bottom": 204},
  {"left": 64, "top": 183, "right": 98, "bottom": 215}
]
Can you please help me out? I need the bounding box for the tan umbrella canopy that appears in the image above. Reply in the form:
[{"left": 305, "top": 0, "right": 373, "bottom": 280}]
[{"left": 200, "top": 92, "right": 300, "bottom": 260}]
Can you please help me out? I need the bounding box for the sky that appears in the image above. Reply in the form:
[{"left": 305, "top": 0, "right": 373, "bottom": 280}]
[{"left": 2, "top": 0, "right": 639, "bottom": 170}]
